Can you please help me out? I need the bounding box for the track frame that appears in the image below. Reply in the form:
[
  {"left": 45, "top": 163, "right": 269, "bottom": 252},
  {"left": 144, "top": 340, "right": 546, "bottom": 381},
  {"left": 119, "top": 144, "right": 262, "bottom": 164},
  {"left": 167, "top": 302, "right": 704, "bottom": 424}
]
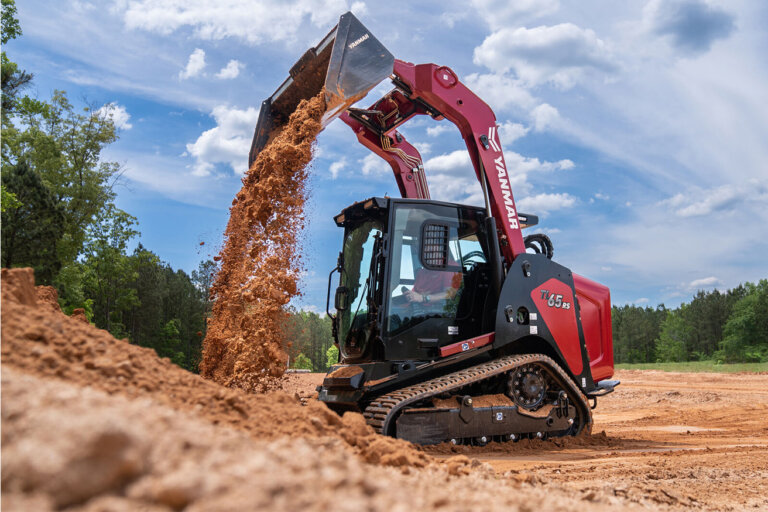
[{"left": 364, "top": 353, "right": 592, "bottom": 444}]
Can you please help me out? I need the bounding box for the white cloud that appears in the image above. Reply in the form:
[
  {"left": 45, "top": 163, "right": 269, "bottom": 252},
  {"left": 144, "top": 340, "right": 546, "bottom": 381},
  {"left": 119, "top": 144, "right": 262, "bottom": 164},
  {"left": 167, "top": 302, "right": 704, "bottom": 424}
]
[
  {"left": 422, "top": 150, "right": 481, "bottom": 205},
  {"left": 634, "top": 297, "right": 650, "bottom": 304},
  {"left": 516, "top": 192, "right": 576, "bottom": 216},
  {"left": 505, "top": 152, "right": 573, "bottom": 179},
  {"left": 179, "top": 48, "right": 206, "bottom": 79},
  {"left": 422, "top": 149, "right": 574, "bottom": 207},
  {"left": 583, "top": 192, "right": 768, "bottom": 304},
  {"left": 424, "top": 150, "right": 470, "bottom": 173},
  {"left": 473, "top": 23, "right": 617, "bottom": 88},
  {"left": 329, "top": 159, "right": 346, "bottom": 179},
  {"left": 121, "top": 0, "right": 352, "bottom": 45},
  {"left": 361, "top": 153, "right": 389, "bottom": 176},
  {"left": 428, "top": 175, "right": 485, "bottom": 206},
  {"left": 107, "top": 148, "right": 240, "bottom": 209},
  {"left": 464, "top": 73, "right": 537, "bottom": 112},
  {"left": 215, "top": 59, "right": 243, "bottom": 79},
  {"left": 498, "top": 121, "right": 529, "bottom": 145},
  {"left": 643, "top": 0, "right": 736, "bottom": 56},
  {"left": 530, "top": 103, "right": 561, "bottom": 131},
  {"left": 660, "top": 180, "right": 768, "bottom": 217},
  {"left": 439, "top": 11, "right": 465, "bottom": 29},
  {"left": 350, "top": 1, "right": 367, "bottom": 16},
  {"left": 412, "top": 141, "right": 432, "bottom": 156},
  {"left": 469, "top": 0, "right": 559, "bottom": 30},
  {"left": 95, "top": 102, "right": 133, "bottom": 130},
  {"left": 186, "top": 105, "right": 259, "bottom": 176},
  {"left": 688, "top": 276, "right": 721, "bottom": 289},
  {"left": 426, "top": 124, "right": 453, "bottom": 137}
]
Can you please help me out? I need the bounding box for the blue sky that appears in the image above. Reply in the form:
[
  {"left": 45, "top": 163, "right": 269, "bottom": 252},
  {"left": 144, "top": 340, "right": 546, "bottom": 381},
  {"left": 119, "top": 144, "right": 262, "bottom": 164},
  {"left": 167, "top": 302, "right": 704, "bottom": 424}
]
[{"left": 8, "top": 0, "right": 767, "bottom": 311}]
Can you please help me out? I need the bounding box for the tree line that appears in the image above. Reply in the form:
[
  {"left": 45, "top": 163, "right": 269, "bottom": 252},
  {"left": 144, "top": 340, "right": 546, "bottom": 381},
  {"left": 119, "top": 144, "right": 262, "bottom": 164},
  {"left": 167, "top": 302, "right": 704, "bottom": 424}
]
[
  {"left": 283, "top": 309, "right": 337, "bottom": 372},
  {"left": 1, "top": 1, "right": 212, "bottom": 371},
  {"left": 612, "top": 280, "right": 768, "bottom": 364}
]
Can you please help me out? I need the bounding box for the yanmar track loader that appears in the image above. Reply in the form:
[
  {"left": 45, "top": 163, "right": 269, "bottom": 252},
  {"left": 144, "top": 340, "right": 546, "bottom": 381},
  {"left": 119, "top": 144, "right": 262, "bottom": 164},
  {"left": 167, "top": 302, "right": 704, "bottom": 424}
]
[{"left": 249, "top": 13, "right": 619, "bottom": 445}]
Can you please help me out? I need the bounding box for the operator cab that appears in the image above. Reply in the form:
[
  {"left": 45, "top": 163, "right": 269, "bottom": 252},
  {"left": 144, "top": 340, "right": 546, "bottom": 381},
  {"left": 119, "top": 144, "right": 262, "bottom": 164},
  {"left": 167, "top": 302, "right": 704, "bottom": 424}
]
[{"left": 330, "top": 197, "right": 496, "bottom": 364}]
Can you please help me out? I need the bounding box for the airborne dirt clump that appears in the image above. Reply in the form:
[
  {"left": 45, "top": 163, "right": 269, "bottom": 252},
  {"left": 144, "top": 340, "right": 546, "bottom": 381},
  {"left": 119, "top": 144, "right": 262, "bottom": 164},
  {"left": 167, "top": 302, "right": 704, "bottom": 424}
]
[{"left": 199, "top": 93, "right": 325, "bottom": 392}]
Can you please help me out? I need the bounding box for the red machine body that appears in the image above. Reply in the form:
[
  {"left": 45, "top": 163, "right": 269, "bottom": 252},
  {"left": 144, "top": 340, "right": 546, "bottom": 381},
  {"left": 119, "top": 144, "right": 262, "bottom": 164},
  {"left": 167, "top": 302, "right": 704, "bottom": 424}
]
[
  {"left": 249, "top": 11, "right": 617, "bottom": 442},
  {"left": 340, "top": 59, "right": 614, "bottom": 384}
]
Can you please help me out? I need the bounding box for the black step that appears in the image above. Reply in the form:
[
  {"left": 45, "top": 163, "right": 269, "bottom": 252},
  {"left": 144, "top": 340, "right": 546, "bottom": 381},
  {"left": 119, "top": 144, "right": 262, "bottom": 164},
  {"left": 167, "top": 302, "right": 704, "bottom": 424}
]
[{"left": 587, "top": 379, "right": 620, "bottom": 398}]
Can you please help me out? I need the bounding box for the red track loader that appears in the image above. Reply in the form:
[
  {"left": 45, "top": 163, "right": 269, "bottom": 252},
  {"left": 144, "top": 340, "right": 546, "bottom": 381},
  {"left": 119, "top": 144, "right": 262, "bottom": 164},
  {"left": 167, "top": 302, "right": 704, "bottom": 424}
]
[{"left": 250, "top": 12, "right": 618, "bottom": 445}]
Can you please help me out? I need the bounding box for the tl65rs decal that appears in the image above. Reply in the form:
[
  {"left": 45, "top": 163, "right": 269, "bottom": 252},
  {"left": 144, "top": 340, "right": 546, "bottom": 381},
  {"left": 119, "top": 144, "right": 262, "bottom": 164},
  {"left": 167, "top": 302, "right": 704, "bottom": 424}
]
[{"left": 540, "top": 289, "right": 571, "bottom": 310}]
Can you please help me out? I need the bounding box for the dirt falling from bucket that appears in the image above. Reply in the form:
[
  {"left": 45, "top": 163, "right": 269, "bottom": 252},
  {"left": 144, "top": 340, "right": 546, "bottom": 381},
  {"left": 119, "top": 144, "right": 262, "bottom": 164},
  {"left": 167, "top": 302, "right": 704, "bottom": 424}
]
[{"left": 199, "top": 93, "right": 326, "bottom": 392}]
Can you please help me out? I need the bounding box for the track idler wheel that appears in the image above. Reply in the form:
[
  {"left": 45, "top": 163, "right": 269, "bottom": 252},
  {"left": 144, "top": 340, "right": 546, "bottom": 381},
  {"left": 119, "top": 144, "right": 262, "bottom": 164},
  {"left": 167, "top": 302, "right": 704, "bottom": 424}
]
[{"left": 509, "top": 363, "right": 548, "bottom": 410}]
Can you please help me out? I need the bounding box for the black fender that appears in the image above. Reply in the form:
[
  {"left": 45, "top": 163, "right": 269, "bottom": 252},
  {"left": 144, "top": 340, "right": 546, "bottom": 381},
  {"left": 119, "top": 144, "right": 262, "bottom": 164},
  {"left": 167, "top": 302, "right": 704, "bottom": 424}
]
[{"left": 494, "top": 254, "right": 596, "bottom": 393}]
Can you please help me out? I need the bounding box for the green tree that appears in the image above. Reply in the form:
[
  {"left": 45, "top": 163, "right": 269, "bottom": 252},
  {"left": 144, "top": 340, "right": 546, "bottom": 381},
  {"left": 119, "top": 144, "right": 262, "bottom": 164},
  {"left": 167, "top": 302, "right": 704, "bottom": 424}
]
[
  {"left": 326, "top": 344, "right": 339, "bottom": 368},
  {"left": 678, "top": 288, "right": 745, "bottom": 359},
  {"left": 1, "top": 185, "right": 20, "bottom": 211},
  {"left": 284, "top": 310, "right": 334, "bottom": 371},
  {"left": 611, "top": 304, "right": 666, "bottom": 363},
  {"left": 1, "top": 0, "right": 29, "bottom": 117},
  {"left": 291, "top": 353, "right": 313, "bottom": 370},
  {"left": 1, "top": 161, "right": 65, "bottom": 283},
  {"left": 1, "top": 0, "right": 32, "bottom": 218},
  {"left": 2, "top": 4, "right": 123, "bottom": 279},
  {"left": 5, "top": 91, "right": 121, "bottom": 265},
  {"left": 125, "top": 245, "right": 165, "bottom": 348},
  {"left": 656, "top": 308, "right": 693, "bottom": 362},
  {"left": 162, "top": 265, "right": 207, "bottom": 370},
  {"left": 191, "top": 258, "right": 217, "bottom": 312},
  {"left": 1, "top": 0, "right": 21, "bottom": 44},
  {"left": 0, "top": 45, "right": 31, "bottom": 117},
  {"left": 157, "top": 319, "right": 186, "bottom": 368},
  {"left": 717, "top": 280, "right": 768, "bottom": 362},
  {"left": 80, "top": 205, "right": 140, "bottom": 338}
]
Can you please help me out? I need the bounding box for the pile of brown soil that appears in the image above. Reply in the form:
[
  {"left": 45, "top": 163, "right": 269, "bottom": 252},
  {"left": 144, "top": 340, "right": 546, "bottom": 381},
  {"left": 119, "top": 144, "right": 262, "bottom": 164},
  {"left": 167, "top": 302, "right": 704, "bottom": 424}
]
[
  {"left": 2, "top": 272, "right": 633, "bottom": 510},
  {"left": 199, "top": 93, "right": 325, "bottom": 392},
  {"left": 0, "top": 268, "right": 430, "bottom": 468},
  {"left": 4, "top": 367, "right": 634, "bottom": 512},
  {"left": 34, "top": 285, "right": 60, "bottom": 312}
]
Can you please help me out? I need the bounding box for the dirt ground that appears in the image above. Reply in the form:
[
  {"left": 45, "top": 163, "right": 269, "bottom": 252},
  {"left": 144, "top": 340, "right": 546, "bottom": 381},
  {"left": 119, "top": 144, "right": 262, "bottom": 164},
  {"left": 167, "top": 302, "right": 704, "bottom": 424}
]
[
  {"left": 290, "top": 370, "right": 768, "bottom": 511},
  {"left": 3, "top": 268, "right": 767, "bottom": 511}
]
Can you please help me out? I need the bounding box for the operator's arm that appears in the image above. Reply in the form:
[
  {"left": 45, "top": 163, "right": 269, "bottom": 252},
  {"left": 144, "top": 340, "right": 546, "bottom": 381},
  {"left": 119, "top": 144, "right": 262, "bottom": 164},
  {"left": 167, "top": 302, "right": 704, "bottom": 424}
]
[
  {"left": 405, "top": 271, "right": 461, "bottom": 304},
  {"left": 405, "top": 289, "right": 452, "bottom": 303}
]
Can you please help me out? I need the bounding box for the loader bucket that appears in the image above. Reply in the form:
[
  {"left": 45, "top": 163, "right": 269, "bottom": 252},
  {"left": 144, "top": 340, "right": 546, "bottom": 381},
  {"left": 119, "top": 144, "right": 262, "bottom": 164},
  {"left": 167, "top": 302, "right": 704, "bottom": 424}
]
[{"left": 248, "top": 12, "right": 394, "bottom": 167}]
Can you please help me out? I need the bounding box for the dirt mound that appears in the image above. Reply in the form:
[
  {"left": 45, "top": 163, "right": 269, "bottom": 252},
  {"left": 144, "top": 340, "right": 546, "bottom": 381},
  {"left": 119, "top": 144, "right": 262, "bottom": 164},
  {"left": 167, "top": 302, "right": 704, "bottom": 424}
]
[
  {"left": 0, "top": 268, "right": 430, "bottom": 469},
  {"left": 3, "top": 368, "right": 634, "bottom": 512},
  {"left": 199, "top": 93, "right": 325, "bottom": 392},
  {"left": 71, "top": 308, "right": 90, "bottom": 325},
  {"left": 35, "top": 285, "right": 60, "bottom": 312}
]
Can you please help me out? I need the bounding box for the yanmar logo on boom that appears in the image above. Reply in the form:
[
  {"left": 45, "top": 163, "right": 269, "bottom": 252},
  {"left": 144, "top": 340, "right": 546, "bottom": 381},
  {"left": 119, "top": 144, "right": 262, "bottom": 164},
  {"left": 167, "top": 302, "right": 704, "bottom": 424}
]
[{"left": 488, "top": 126, "right": 519, "bottom": 230}]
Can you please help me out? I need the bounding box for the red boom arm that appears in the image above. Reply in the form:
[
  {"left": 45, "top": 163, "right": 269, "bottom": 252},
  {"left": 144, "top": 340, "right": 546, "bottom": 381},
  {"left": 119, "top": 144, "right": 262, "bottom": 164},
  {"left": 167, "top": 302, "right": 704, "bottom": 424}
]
[{"left": 340, "top": 59, "right": 526, "bottom": 262}]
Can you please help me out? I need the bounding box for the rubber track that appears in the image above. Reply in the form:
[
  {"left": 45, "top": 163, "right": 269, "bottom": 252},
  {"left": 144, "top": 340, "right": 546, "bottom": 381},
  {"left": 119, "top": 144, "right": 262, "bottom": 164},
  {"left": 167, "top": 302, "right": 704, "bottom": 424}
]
[{"left": 363, "top": 353, "right": 592, "bottom": 438}]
